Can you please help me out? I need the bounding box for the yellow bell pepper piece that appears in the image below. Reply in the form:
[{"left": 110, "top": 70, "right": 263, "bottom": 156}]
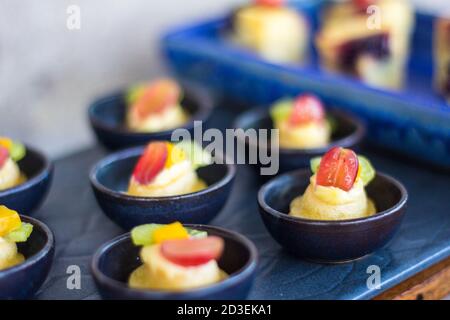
[
  {"left": 0, "top": 206, "right": 21, "bottom": 237},
  {"left": 165, "top": 143, "right": 186, "bottom": 168},
  {"left": 153, "top": 222, "right": 189, "bottom": 244},
  {"left": 0, "top": 137, "right": 13, "bottom": 151}
]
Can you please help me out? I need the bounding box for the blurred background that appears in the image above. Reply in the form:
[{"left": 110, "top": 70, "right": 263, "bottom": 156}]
[{"left": 0, "top": 0, "right": 448, "bottom": 158}]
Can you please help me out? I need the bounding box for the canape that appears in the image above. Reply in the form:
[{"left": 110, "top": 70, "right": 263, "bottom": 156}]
[
  {"left": 90, "top": 143, "right": 235, "bottom": 229},
  {"left": 315, "top": 0, "right": 414, "bottom": 89},
  {"left": 290, "top": 147, "right": 376, "bottom": 220},
  {"left": 233, "top": 97, "right": 365, "bottom": 173},
  {"left": 232, "top": 0, "right": 309, "bottom": 63},
  {"left": 258, "top": 147, "right": 408, "bottom": 262},
  {"left": 435, "top": 17, "right": 450, "bottom": 102},
  {"left": 127, "top": 141, "right": 210, "bottom": 197},
  {"left": 0, "top": 143, "right": 53, "bottom": 214},
  {"left": 0, "top": 211, "right": 54, "bottom": 299},
  {"left": 126, "top": 79, "right": 188, "bottom": 132},
  {"left": 128, "top": 222, "right": 226, "bottom": 290},
  {"left": 270, "top": 94, "right": 331, "bottom": 149},
  {"left": 88, "top": 82, "right": 212, "bottom": 150},
  {"left": 0, "top": 206, "right": 34, "bottom": 270},
  {"left": 0, "top": 137, "right": 27, "bottom": 191},
  {"left": 91, "top": 224, "right": 257, "bottom": 299}
]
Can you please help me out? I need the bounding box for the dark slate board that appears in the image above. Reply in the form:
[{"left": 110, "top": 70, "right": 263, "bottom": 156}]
[{"left": 32, "top": 107, "right": 450, "bottom": 300}]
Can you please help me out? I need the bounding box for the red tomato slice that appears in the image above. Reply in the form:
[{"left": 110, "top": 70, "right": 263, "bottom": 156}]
[
  {"left": 289, "top": 94, "right": 325, "bottom": 126},
  {"left": 161, "top": 236, "right": 224, "bottom": 267},
  {"left": 352, "top": 0, "right": 375, "bottom": 10},
  {"left": 132, "top": 142, "right": 168, "bottom": 185},
  {"left": 0, "top": 146, "right": 9, "bottom": 169},
  {"left": 255, "top": 0, "right": 284, "bottom": 7},
  {"left": 134, "top": 79, "right": 180, "bottom": 119},
  {"left": 316, "top": 147, "right": 359, "bottom": 192}
]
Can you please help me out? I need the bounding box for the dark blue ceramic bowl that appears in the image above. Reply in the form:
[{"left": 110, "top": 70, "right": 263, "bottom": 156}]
[
  {"left": 258, "top": 169, "right": 408, "bottom": 263},
  {"left": 91, "top": 224, "right": 258, "bottom": 300},
  {"left": 88, "top": 82, "right": 213, "bottom": 150},
  {"left": 233, "top": 108, "right": 365, "bottom": 174},
  {"left": 0, "top": 215, "right": 55, "bottom": 299},
  {"left": 90, "top": 147, "right": 236, "bottom": 230},
  {"left": 0, "top": 146, "right": 53, "bottom": 215}
]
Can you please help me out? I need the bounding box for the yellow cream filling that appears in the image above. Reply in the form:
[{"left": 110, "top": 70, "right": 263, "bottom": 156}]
[
  {"left": 290, "top": 175, "right": 376, "bottom": 221},
  {"left": 276, "top": 120, "right": 331, "bottom": 149},
  {"left": 127, "top": 104, "right": 188, "bottom": 133},
  {"left": 127, "top": 160, "right": 206, "bottom": 197},
  {"left": 0, "top": 159, "right": 25, "bottom": 191},
  {"left": 0, "top": 237, "right": 24, "bottom": 271},
  {"left": 128, "top": 244, "right": 226, "bottom": 291}
]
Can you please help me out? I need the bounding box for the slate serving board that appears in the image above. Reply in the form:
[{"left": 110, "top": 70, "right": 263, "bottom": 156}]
[{"left": 32, "top": 107, "right": 450, "bottom": 300}]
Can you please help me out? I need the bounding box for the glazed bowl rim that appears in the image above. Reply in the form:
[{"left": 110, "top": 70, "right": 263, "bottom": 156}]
[
  {"left": 0, "top": 145, "right": 53, "bottom": 198},
  {"left": 89, "top": 146, "right": 236, "bottom": 201},
  {"left": 88, "top": 82, "right": 213, "bottom": 136},
  {"left": 0, "top": 215, "right": 54, "bottom": 277},
  {"left": 232, "top": 107, "right": 366, "bottom": 155},
  {"left": 258, "top": 168, "right": 408, "bottom": 226},
  {"left": 91, "top": 224, "right": 258, "bottom": 296}
]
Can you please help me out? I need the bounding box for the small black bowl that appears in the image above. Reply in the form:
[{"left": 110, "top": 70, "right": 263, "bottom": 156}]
[
  {"left": 88, "top": 82, "right": 213, "bottom": 150},
  {"left": 0, "top": 215, "right": 55, "bottom": 299},
  {"left": 232, "top": 107, "right": 365, "bottom": 174},
  {"left": 90, "top": 146, "right": 236, "bottom": 230},
  {"left": 257, "top": 169, "right": 408, "bottom": 263},
  {"left": 0, "top": 146, "right": 53, "bottom": 214},
  {"left": 91, "top": 224, "right": 258, "bottom": 300}
]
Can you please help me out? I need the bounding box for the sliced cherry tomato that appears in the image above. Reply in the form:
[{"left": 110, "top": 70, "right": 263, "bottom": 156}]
[
  {"left": 316, "top": 147, "right": 359, "bottom": 191},
  {"left": 132, "top": 142, "right": 168, "bottom": 185},
  {"left": 161, "top": 236, "right": 224, "bottom": 267},
  {"left": 255, "top": 0, "right": 284, "bottom": 7},
  {"left": 289, "top": 94, "right": 325, "bottom": 126},
  {"left": 0, "top": 146, "right": 9, "bottom": 169},
  {"left": 134, "top": 79, "right": 180, "bottom": 119}
]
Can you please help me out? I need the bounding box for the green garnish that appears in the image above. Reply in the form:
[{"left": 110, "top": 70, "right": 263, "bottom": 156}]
[
  {"left": 130, "top": 223, "right": 208, "bottom": 246},
  {"left": 10, "top": 142, "right": 26, "bottom": 162},
  {"left": 310, "top": 155, "right": 376, "bottom": 186},
  {"left": 357, "top": 156, "right": 376, "bottom": 187},
  {"left": 126, "top": 84, "right": 147, "bottom": 105},
  {"left": 270, "top": 99, "right": 293, "bottom": 124},
  {"left": 186, "top": 228, "right": 208, "bottom": 239},
  {"left": 310, "top": 156, "right": 322, "bottom": 174},
  {"left": 5, "top": 223, "right": 33, "bottom": 243},
  {"left": 176, "top": 140, "right": 212, "bottom": 170}
]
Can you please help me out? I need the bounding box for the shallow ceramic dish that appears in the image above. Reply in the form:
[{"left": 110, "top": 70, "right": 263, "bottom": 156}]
[
  {"left": 233, "top": 107, "right": 365, "bottom": 174},
  {"left": 0, "top": 146, "right": 53, "bottom": 214},
  {"left": 88, "top": 82, "right": 213, "bottom": 150},
  {"left": 0, "top": 215, "right": 55, "bottom": 299},
  {"left": 257, "top": 169, "right": 408, "bottom": 263},
  {"left": 91, "top": 224, "right": 257, "bottom": 300},
  {"left": 162, "top": 6, "right": 450, "bottom": 169},
  {"left": 90, "top": 146, "right": 236, "bottom": 230}
]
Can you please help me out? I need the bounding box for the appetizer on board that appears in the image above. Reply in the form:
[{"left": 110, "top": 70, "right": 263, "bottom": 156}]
[
  {"left": 270, "top": 94, "right": 331, "bottom": 149},
  {"left": 290, "top": 147, "right": 377, "bottom": 220},
  {"left": 129, "top": 222, "right": 227, "bottom": 290},
  {"left": 126, "top": 79, "right": 188, "bottom": 132},
  {"left": 127, "top": 141, "right": 211, "bottom": 197},
  {"left": 315, "top": 0, "right": 414, "bottom": 89},
  {"left": 435, "top": 17, "right": 450, "bottom": 102},
  {"left": 0, "top": 137, "right": 26, "bottom": 191},
  {"left": 233, "top": 0, "right": 309, "bottom": 63},
  {"left": 0, "top": 206, "right": 33, "bottom": 270}
]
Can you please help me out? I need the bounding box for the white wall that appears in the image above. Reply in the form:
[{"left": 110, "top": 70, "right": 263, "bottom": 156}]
[
  {"left": 0, "top": 0, "right": 242, "bottom": 157},
  {"left": 0, "top": 0, "right": 446, "bottom": 157}
]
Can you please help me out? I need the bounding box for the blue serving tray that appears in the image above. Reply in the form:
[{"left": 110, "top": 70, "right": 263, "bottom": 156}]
[
  {"left": 34, "top": 107, "right": 450, "bottom": 300},
  {"left": 161, "top": 0, "right": 450, "bottom": 168}
]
